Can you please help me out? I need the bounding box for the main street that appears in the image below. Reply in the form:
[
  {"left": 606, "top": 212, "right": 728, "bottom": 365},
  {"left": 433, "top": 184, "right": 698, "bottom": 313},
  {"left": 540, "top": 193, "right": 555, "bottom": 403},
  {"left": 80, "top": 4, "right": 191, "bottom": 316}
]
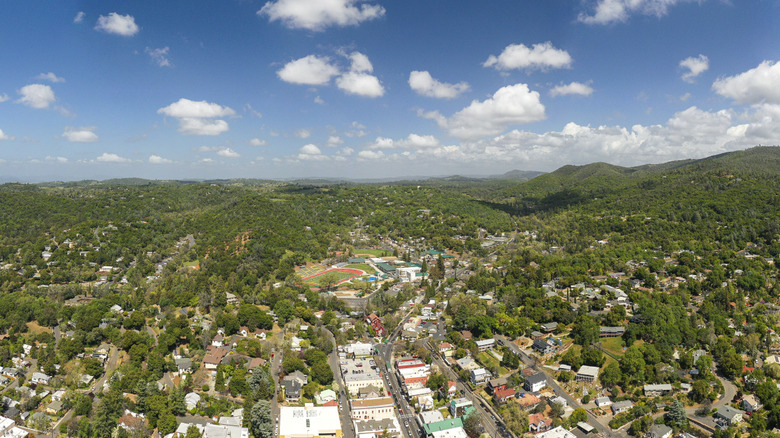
[
  {"left": 323, "top": 327, "right": 356, "bottom": 438},
  {"left": 374, "top": 305, "right": 421, "bottom": 438}
]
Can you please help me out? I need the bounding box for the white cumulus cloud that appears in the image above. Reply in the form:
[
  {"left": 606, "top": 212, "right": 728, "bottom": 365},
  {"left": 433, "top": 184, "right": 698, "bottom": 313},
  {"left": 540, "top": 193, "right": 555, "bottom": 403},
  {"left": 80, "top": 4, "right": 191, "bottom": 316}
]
[
  {"left": 294, "top": 129, "right": 311, "bottom": 139},
  {"left": 347, "top": 51, "right": 373, "bottom": 73},
  {"left": 0, "top": 94, "right": 8, "bottom": 102},
  {"left": 713, "top": 60, "right": 780, "bottom": 105},
  {"left": 63, "top": 126, "right": 99, "bottom": 143},
  {"left": 484, "top": 42, "right": 572, "bottom": 71},
  {"left": 679, "top": 54, "right": 709, "bottom": 83},
  {"left": 96, "top": 153, "right": 130, "bottom": 163},
  {"left": 336, "top": 52, "right": 383, "bottom": 97},
  {"left": 158, "top": 98, "right": 235, "bottom": 135},
  {"left": 36, "top": 72, "right": 66, "bottom": 83},
  {"left": 95, "top": 12, "right": 139, "bottom": 36},
  {"left": 17, "top": 84, "right": 55, "bottom": 109},
  {"left": 296, "top": 143, "right": 328, "bottom": 161},
  {"left": 277, "top": 55, "right": 340, "bottom": 85},
  {"left": 550, "top": 81, "right": 594, "bottom": 97},
  {"left": 74, "top": 11, "right": 85, "bottom": 23},
  {"left": 357, "top": 150, "right": 385, "bottom": 160},
  {"left": 250, "top": 138, "right": 267, "bottom": 146},
  {"left": 409, "top": 71, "right": 469, "bottom": 99},
  {"left": 367, "top": 134, "right": 440, "bottom": 150},
  {"left": 149, "top": 155, "right": 173, "bottom": 164},
  {"left": 146, "top": 47, "right": 171, "bottom": 67},
  {"left": 421, "top": 83, "right": 546, "bottom": 139},
  {"left": 258, "top": 0, "right": 385, "bottom": 31},
  {"left": 579, "top": 0, "right": 695, "bottom": 25},
  {"left": 0, "top": 129, "right": 13, "bottom": 141},
  {"left": 336, "top": 72, "right": 384, "bottom": 97},
  {"left": 279, "top": 51, "right": 383, "bottom": 97},
  {"left": 46, "top": 156, "right": 68, "bottom": 163},
  {"left": 217, "top": 148, "right": 241, "bottom": 158}
]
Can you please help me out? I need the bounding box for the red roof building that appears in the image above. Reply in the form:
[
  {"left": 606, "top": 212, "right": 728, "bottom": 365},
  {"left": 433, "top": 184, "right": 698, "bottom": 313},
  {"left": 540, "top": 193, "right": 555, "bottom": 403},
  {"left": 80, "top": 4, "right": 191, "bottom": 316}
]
[{"left": 366, "top": 313, "right": 387, "bottom": 337}]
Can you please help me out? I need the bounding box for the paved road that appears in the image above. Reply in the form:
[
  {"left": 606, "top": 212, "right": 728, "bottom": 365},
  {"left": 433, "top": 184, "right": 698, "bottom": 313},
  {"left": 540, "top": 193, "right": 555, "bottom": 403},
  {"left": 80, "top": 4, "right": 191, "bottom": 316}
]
[
  {"left": 495, "top": 335, "right": 627, "bottom": 438},
  {"left": 322, "top": 327, "right": 355, "bottom": 438},
  {"left": 376, "top": 342, "right": 419, "bottom": 438},
  {"left": 270, "top": 333, "right": 283, "bottom": 437}
]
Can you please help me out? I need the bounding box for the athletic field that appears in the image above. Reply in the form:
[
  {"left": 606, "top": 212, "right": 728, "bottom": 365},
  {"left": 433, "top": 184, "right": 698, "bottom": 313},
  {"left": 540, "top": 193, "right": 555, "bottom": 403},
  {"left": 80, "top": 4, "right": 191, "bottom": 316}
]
[{"left": 302, "top": 267, "right": 365, "bottom": 287}]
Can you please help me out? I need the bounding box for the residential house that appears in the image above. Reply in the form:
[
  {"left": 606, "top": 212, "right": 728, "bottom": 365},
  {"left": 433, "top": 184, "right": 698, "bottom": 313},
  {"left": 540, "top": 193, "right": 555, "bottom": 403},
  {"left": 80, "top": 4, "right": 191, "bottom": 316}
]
[
  {"left": 285, "top": 370, "right": 308, "bottom": 386},
  {"left": 487, "top": 377, "right": 508, "bottom": 395},
  {"left": 595, "top": 397, "right": 612, "bottom": 408},
  {"left": 475, "top": 339, "right": 495, "bottom": 352},
  {"left": 175, "top": 358, "right": 193, "bottom": 374},
  {"left": 600, "top": 326, "right": 625, "bottom": 338},
  {"left": 246, "top": 357, "right": 267, "bottom": 372},
  {"left": 31, "top": 372, "right": 51, "bottom": 385},
  {"left": 365, "top": 313, "right": 387, "bottom": 337},
  {"left": 541, "top": 322, "right": 558, "bottom": 333},
  {"left": 455, "top": 356, "right": 479, "bottom": 371},
  {"left": 439, "top": 342, "right": 454, "bottom": 357},
  {"left": 529, "top": 413, "right": 553, "bottom": 433},
  {"left": 743, "top": 394, "right": 762, "bottom": 413},
  {"left": 645, "top": 424, "right": 672, "bottom": 438},
  {"left": 716, "top": 406, "right": 744, "bottom": 425},
  {"left": 185, "top": 392, "right": 201, "bottom": 411},
  {"left": 203, "top": 347, "right": 229, "bottom": 370},
  {"left": 532, "top": 339, "right": 554, "bottom": 355},
  {"left": 644, "top": 384, "right": 673, "bottom": 397},
  {"left": 516, "top": 393, "right": 542, "bottom": 411},
  {"left": 280, "top": 379, "right": 302, "bottom": 402},
  {"left": 442, "top": 381, "right": 457, "bottom": 399},
  {"left": 576, "top": 366, "right": 599, "bottom": 383},
  {"left": 525, "top": 372, "right": 547, "bottom": 392},
  {"left": 611, "top": 400, "right": 634, "bottom": 415},
  {"left": 45, "top": 400, "right": 64, "bottom": 415},
  {"left": 469, "top": 368, "right": 490, "bottom": 385},
  {"left": 494, "top": 388, "right": 516, "bottom": 404}
]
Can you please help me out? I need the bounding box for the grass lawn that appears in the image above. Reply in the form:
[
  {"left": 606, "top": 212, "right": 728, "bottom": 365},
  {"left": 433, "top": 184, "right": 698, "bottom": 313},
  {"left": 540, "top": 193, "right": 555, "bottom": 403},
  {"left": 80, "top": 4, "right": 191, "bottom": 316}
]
[
  {"left": 599, "top": 337, "right": 642, "bottom": 358},
  {"left": 354, "top": 248, "right": 390, "bottom": 257},
  {"left": 477, "top": 351, "right": 509, "bottom": 375},
  {"left": 343, "top": 264, "right": 376, "bottom": 274},
  {"left": 304, "top": 269, "right": 360, "bottom": 286}
]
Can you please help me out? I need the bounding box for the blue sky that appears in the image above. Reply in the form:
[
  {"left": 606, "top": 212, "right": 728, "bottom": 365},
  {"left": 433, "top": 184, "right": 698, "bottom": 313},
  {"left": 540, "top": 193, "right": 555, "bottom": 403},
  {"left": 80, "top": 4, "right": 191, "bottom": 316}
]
[{"left": 1, "top": 0, "right": 779, "bottom": 181}]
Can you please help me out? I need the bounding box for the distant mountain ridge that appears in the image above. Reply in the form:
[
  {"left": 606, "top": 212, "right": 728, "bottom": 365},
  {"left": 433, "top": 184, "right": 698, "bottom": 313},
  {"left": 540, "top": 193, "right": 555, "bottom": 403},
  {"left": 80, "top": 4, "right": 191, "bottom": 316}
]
[{"left": 7, "top": 145, "right": 779, "bottom": 188}]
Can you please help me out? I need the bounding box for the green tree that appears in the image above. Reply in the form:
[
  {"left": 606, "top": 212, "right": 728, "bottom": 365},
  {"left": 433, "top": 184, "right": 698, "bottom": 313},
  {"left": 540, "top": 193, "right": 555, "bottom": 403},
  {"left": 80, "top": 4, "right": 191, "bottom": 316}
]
[
  {"left": 310, "top": 361, "right": 333, "bottom": 385},
  {"left": 719, "top": 350, "right": 744, "bottom": 380},
  {"left": 620, "top": 345, "right": 646, "bottom": 385},
  {"left": 186, "top": 425, "right": 202, "bottom": 438},
  {"left": 462, "top": 409, "right": 482, "bottom": 437},
  {"left": 599, "top": 361, "right": 622, "bottom": 388},
  {"left": 427, "top": 373, "right": 446, "bottom": 392},
  {"left": 690, "top": 380, "right": 711, "bottom": 403},
  {"left": 250, "top": 400, "right": 273, "bottom": 438},
  {"left": 665, "top": 400, "right": 688, "bottom": 428},
  {"left": 572, "top": 315, "right": 599, "bottom": 347},
  {"left": 157, "top": 411, "right": 178, "bottom": 435}
]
